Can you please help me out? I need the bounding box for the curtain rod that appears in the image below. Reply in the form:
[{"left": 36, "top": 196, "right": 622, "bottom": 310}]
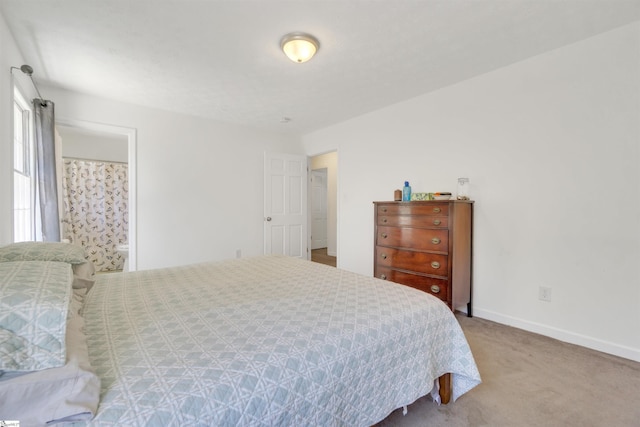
[
  {"left": 10, "top": 64, "right": 48, "bottom": 106},
  {"left": 62, "top": 156, "right": 128, "bottom": 165}
]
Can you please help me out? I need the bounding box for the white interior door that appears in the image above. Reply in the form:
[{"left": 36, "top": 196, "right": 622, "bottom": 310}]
[
  {"left": 311, "top": 169, "right": 327, "bottom": 250},
  {"left": 264, "top": 152, "right": 307, "bottom": 258}
]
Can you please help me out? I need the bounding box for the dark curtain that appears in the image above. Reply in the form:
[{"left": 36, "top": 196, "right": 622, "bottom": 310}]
[{"left": 33, "top": 100, "right": 60, "bottom": 242}]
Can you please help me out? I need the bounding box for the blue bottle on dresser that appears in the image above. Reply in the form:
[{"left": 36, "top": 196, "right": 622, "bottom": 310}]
[{"left": 402, "top": 181, "right": 411, "bottom": 201}]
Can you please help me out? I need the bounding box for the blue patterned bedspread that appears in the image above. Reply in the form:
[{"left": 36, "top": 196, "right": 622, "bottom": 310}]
[{"left": 78, "top": 256, "right": 480, "bottom": 426}]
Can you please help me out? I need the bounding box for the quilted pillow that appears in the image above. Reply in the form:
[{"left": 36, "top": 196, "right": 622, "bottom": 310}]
[
  {"left": 0, "top": 288, "right": 101, "bottom": 425},
  {"left": 0, "top": 242, "right": 87, "bottom": 264},
  {"left": 0, "top": 261, "right": 73, "bottom": 371}
]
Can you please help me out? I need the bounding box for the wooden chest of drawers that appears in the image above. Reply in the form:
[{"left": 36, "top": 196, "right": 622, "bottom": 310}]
[{"left": 373, "top": 201, "right": 473, "bottom": 315}]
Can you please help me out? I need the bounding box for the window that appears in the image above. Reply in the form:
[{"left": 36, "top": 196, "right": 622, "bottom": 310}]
[{"left": 13, "top": 88, "right": 35, "bottom": 242}]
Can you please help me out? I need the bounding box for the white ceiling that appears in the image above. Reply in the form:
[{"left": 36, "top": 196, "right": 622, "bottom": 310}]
[{"left": 2, "top": 0, "right": 639, "bottom": 136}]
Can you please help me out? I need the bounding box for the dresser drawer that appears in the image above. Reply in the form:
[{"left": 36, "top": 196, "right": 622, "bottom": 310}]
[
  {"left": 377, "top": 203, "right": 449, "bottom": 217},
  {"left": 375, "top": 247, "right": 448, "bottom": 276},
  {"left": 377, "top": 226, "right": 448, "bottom": 252},
  {"left": 376, "top": 267, "right": 449, "bottom": 302},
  {"left": 378, "top": 215, "right": 449, "bottom": 228}
]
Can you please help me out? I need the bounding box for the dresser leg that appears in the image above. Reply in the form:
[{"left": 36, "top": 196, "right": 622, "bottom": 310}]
[{"left": 467, "top": 302, "right": 472, "bottom": 318}]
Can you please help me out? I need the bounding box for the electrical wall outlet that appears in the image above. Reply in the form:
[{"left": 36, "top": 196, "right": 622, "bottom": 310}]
[{"left": 539, "top": 286, "right": 552, "bottom": 302}]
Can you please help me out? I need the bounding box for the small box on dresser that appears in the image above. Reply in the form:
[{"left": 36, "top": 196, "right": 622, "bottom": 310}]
[{"left": 373, "top": 200, "right": 474, "bottom": 316}]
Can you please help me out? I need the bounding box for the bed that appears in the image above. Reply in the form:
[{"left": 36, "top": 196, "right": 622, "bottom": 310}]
[{"left": 0, "top": 243, "right": 481, "bottom": 426}]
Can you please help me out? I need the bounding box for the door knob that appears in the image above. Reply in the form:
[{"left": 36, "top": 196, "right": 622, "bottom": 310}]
[{"left": 266, "top": 217, "right": 272, "bottom": 221}]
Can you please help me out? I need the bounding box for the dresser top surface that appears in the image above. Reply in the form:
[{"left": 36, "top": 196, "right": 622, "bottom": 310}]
[{"left": 373, "top": 200, "right": 474, "bottom": 204}]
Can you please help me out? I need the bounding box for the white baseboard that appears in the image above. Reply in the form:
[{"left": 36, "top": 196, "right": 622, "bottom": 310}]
[{"left": 472, "top": 307, "right": 640, "bottom": 363}]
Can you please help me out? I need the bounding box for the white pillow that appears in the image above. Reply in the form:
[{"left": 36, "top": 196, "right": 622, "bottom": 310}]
[{"left": 72, "top": 261, "right": 96, "bottom": 291}]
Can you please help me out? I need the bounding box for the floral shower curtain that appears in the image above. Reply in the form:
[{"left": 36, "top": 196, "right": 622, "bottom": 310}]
[{"left": 61, "top": 158, "right": 128, "bottom": 271}]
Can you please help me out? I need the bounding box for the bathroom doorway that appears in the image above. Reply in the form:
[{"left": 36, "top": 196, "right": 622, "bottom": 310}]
[
  {"left": 56, "top": 119, "right": 137, "bottom": 271},
  {"left": 309, "top": 151, "right": 337, "bottom": 267}
]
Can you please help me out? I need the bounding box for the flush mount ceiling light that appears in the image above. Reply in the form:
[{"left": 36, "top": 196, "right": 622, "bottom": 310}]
[{"left": 280, "top": 32, "right": 319, "bottom": 63}]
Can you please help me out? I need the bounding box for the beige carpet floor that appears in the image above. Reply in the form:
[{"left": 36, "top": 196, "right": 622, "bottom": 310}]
[{"left": 378, "top": 315, "right": 640, "bottom": 427}]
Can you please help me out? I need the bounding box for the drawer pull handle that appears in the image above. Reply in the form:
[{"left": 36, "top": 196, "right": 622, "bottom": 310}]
[
  {"left": 431, "top": 261, "right": 440, "bottom": 269},
  {"left": 433, "top": 207, "right": 441, "bottom": 213},
  {"left": 382, "top": 218, "right": 388, "bottom": 223},
  {"left": 382, "top": 207, "right": 387, "bottom": 212},
  {"left": 380, "top": 274, "right": 387, "bottom": 280},
  {"left": 381, "top": 253, "right": 387, "bottom": 259},
  {"left": 430, "top": 285, "right": 441, "bottom": 294},
  {"left": 431, "top": 237, "right": 441, "bottom": 245},
  {"left": 382, "top": 233, "right": 388, "bottom": 238},
  {"left": 433, "top": 219, "right": 441, "bottom": 226}
]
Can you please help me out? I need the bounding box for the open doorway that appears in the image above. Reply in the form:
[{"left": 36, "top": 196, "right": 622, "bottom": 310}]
[
  {"left": 309, "top": 151, "right": 337, "bottom": 267},
  {"left": 56, "top": 119, "right": 137, "bottom": 271}
]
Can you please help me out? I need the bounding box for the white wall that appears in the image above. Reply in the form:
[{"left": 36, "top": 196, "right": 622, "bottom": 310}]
[
  {"left": 37, "top": 86, "right": 302, "bottom": 270},
  {"left": 310, "top": 151, "right": 337, "bottom": 257},
  {"left": 303, "top": 22, "right": 640, "bottom": 362},
  {"left": 58, "top": 126, "right": 128, "bottom": 163}
]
